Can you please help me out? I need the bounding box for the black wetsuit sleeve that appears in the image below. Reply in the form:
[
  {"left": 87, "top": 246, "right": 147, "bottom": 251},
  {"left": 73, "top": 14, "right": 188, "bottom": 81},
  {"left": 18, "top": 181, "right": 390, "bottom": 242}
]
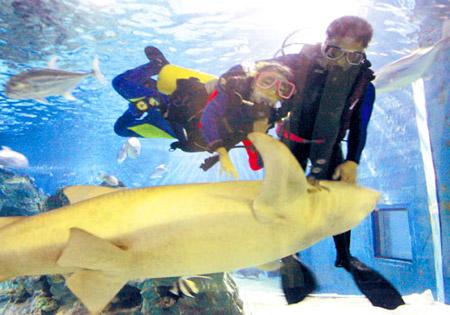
[{"left": 346, "top": 83, "right": 375, "bottom": 163}]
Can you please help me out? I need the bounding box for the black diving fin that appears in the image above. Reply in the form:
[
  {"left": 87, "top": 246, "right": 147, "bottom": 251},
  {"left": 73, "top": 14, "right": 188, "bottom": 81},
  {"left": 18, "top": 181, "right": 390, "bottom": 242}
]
[
  {"left": 343, "top": 257, "right": 405, "bottom": 309},
  {"left": 280, "top": 255, "right": 317, "bottom": 304},
  {"left": 145, "top": 46, "right": 169, "bottom": 68}
]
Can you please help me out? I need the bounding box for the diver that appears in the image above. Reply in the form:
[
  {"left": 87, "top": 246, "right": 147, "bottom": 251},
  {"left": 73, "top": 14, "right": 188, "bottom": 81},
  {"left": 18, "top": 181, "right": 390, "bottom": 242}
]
[
  {"left": 112, "top": 47, "right": 296, "bottom": 174},
  {"left": 274, "top": 16, "right": 405, "bottom": 309},
  {"left": 112, "top": 47, "right": 177, "bottom": 141},
  {"left": 200, "top": 61, "right": 295, "bottom": 178}
]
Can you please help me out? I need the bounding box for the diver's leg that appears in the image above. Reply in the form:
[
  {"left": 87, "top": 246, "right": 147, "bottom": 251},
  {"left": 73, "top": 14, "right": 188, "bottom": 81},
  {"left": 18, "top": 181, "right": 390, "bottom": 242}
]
[
  {"left": 280, "top": 255, "right": 317, "bottom": 304},
  {"left": 333, "top": 231, "right": 352, "bottom": 270},
  {"left": 280, "top": 142, "right": 316, "bottom": 304},
  {"left": 328, "top": 147, "right": 404, "bottom": 309}
]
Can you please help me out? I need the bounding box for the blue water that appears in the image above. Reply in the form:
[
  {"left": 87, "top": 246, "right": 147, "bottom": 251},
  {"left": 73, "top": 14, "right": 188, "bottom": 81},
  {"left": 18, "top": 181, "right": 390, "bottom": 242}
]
[
  {"left": 0, "top": 0, "right": 449, "bottom": 301},
  {"left": 0, "top": 0, "right": 445, "bottom": 194}
]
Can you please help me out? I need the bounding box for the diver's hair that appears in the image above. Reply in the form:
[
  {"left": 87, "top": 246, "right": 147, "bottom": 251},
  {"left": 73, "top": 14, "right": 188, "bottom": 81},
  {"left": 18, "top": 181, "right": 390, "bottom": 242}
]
[
  {"left": 254, "top": 61, "right": 294, "bottom": 81},
  {"left": 326, "top": 16, "right": 373, "bottom": 48}
]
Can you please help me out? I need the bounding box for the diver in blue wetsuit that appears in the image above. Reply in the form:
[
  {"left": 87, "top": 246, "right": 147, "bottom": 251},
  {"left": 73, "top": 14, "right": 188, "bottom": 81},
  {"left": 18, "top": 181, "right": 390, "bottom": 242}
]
[
  {"left": 113, "top": 47, "right": 218, "bottom": 153},
  {"left": 113, "top": 47, "right": 177, "bottom": 140}
]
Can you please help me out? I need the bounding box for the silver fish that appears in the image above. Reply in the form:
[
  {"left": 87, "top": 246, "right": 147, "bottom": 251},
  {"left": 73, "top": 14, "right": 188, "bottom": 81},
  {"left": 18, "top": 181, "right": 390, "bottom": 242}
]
[
  {"left": 149, "top": 164, "right": 168, "bottom": 179},
  {"left": 5, "top": 56, "right": 106, "bottom": 103},
  {"left": 97, "top": 172, "right": 120, "bottom": 187},
  {"left": 117, "top": 137, "right": 141, "bottom": 164},
  {"left": 374, "top": 20, "right": 449, "bottom": 94},
  {"left": 0, "top": 146, "right": 29, "bottom": 169}
]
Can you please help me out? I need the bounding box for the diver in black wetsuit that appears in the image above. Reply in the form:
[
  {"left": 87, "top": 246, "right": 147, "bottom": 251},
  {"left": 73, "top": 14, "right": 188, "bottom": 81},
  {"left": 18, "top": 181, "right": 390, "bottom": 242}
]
[{"left": 275, "top": 16, "right": 405, "bottom": 310}]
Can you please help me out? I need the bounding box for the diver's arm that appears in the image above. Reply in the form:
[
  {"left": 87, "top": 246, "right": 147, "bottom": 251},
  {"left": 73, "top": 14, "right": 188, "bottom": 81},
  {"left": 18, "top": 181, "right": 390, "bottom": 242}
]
[
  {"left": 346, "top": 82, "right": 375, "bottom": 163},
  {"left": 114, "top": 104, "right": 177, "bottom": 139},
  {"left": 113, "top": 106, "right": 144, "bottom": 137},
  {"left": 333, "top": 83, "right": 375, "bottom": 183},
  {"left": 200, "top": 89, "right": 228, "bottom": 151}
]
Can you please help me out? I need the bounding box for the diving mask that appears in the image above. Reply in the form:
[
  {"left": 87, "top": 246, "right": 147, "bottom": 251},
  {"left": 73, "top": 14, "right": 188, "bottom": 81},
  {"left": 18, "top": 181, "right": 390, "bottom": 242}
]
[
  {"left": 322, "top": 44, "right": 365, "bottom": 65},
  {"left": 255, "top": 72, "right": 296, "bottom": 100}
]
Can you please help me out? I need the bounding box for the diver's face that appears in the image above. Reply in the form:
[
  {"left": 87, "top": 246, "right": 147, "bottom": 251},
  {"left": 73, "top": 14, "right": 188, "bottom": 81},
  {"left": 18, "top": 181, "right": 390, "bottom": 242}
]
[
  {"left": 323, "top": 36, "right": 365, "bottom": 69},
  {"left": 251, "top": 71, "right": 290, "bottom": 106}
]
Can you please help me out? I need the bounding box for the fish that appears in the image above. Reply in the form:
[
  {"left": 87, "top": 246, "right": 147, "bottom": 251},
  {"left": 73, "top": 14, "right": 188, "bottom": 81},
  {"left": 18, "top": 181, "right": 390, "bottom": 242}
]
[
  {"left": 0, "top": 132, "right": 380, "bottom": 314},
  {"left": 374, "top": 20, "right": 449, "bottom": 93},
  {"left": 156, "top": 276, "right": 208, "bottom": 308},
  {"left": 5, "top": 56, "right": 106, "bottom": 104},
  {"left": 169, "top": 276, "right": 210, "bottom": 299},
  {"left": 149, "top": 164, "right": 168, "bottom": 179},
  {"left": 3, "top": 176, "right": 30, "bottom": 185},
  {"left": 97, "top": 172, "right": 123, "bottom": 188},
  {"left": 0, "top": 146, "right": 29, "bottom": 169},
  {"left": 116, "top": 137, "right": 141, "bottom": 164}
]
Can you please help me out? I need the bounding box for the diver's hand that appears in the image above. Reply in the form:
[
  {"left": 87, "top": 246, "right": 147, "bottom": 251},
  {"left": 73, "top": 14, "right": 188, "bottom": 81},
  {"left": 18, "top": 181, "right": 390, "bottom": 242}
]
[
  {"left": 306, "top": 176, "right": 329, "bottom": 193},
  {"left": 216, "top": 147, "right": 239, "bottom": 179},
  {"left": 332, "top": 160, "right": 358, "bottom": 184}
]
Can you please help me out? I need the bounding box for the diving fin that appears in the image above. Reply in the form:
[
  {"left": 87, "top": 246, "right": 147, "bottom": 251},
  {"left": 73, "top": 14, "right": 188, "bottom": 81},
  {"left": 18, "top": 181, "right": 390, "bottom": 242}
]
[
  {"left": 145, "top": 46, "right": 169, "bottom": 68},
  {"left": 280, "top": 255, "right": 317, "bottom": 304},
  {"left": 344, "top": 257, "right": 405, "bottom": 309}
]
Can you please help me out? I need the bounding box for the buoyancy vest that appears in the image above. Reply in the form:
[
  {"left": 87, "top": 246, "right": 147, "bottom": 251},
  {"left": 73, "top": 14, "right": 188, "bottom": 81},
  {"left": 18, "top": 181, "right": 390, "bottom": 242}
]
[
  {"left": 278, "top": 44, "right": 374, "bottom": 179},
  {"left": 155, "top": 65, "right": 217, "bottom": 152}
]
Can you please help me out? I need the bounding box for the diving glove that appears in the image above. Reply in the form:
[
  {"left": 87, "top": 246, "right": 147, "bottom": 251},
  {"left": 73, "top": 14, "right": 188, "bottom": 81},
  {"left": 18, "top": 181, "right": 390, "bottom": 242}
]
[
  {"left": 216, "top": 147, "right": 239, "bottom": 179},
  {"left": 332, "top": 160, "right": 358, "bottom": 183}
]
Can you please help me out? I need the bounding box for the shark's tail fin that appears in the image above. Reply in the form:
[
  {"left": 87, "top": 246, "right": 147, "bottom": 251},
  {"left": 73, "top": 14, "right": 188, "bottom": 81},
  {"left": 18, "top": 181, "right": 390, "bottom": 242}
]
[{"left": 92, "top": 56, "right": 107, "bottom": 85}]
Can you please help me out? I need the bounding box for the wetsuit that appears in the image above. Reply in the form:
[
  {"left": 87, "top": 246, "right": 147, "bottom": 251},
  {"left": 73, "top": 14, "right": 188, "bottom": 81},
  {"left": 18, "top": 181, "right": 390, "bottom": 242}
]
[
  {"left": 200, "top": 65, "right": 274, "bottom": 169},
  {"left": 276, "top": 44, "right": 376, "bottom": 298},
  {"left": 112, "top": 63, "right": 178, "bottom": 139}
]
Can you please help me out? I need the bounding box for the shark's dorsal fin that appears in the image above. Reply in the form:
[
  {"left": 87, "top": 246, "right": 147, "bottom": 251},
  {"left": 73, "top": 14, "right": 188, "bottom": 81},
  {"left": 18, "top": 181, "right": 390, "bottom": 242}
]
[
  {"left": 248, "top": 133, "right": 307, "bottom": 223},
  {"left": 63, "top": 185, "right": 122, "bottom": 204},
  {"left": 66, "top": 269, "right": 127, "bottom": 314}
]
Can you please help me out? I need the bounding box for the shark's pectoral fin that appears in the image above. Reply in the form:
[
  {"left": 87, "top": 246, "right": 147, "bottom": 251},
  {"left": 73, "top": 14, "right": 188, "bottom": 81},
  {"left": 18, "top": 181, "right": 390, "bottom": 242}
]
[
  {"left": 58, "top": 228, "right": 132, "bottom": 313},
  {"left": 247, "top": 133, "right": 307, "bottom": 223},
  {"left": 66, "top": 269, "right": 127, "bottom": 314},
  {"left": 63, "top": 185, "right": 123, "bottom": 204},
  {"left": 57, "top": 228, "right": 131, "bottom": 271}
]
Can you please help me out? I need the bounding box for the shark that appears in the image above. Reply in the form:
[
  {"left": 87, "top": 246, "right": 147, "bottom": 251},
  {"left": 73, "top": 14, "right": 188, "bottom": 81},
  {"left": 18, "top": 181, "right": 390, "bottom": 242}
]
[
  {"left": 374, "top": 19, "right": 449, "bottom": 94},
  {"left": 0, "top": 133, "right": 380, "bottom": 314}
]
